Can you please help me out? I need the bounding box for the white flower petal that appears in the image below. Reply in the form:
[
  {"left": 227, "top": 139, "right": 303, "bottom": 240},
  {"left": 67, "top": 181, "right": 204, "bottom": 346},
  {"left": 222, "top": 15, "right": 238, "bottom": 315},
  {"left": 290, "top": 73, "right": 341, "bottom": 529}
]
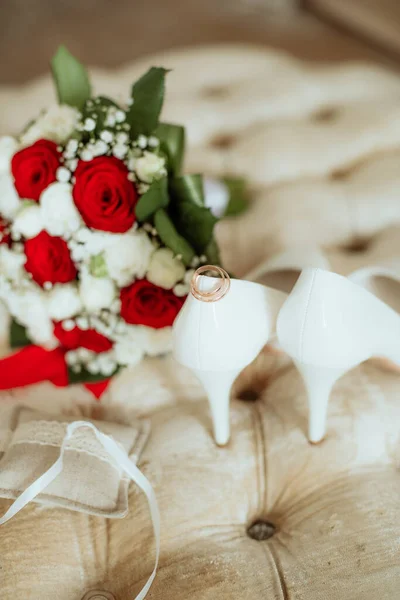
[
  {"left": 41, "top": 182, "right": 82, "bottom": 237},
  {"left": 21, "top": 105, "right": 80, "bottom": 145},
  {"left": 146, "top": 247, "right": 186, "bottom": 290},
  {"left": 12, "top": 203, "right": 43, "bottom": 239},
  {"left": 135, "top": 151, "right": 166, "bottom": 183},
  {"left": 0, "top": 172, "right": 21, "bottom": 219},
  {"left": 0, "top": 245, "right": 26, "bottom": 282},
  {"left": 6, "top": 286, "right": 56, "bottom": 348},
  {"left": 79, "top": 268, "right": 116, "bottom": 312},
  {"left": 0, "top": 136, "right": 18, "bottom": 173},
  {"left": 47, "top": 283, "right": 83, "bottom": 320},
  {"left": 104, "top": 229, "right": 155, "bottom": 287}
]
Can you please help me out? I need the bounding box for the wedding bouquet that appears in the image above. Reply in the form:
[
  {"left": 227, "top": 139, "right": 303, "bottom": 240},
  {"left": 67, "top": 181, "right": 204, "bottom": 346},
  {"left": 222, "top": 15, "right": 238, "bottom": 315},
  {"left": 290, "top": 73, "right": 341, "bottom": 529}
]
[{"left": 0, "top": 47, "right": 246, "bottom": 397}]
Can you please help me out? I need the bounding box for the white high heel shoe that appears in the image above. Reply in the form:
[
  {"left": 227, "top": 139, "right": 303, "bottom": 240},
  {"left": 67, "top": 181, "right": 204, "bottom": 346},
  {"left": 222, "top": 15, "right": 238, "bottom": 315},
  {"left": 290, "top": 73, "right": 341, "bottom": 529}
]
[
  {"left": 349, "top": 262, "right": 400, "bottom": 313},
  {"left": 173, "top": 266, "right": 286, "bottom": 446},
  {"left": 246, "top": 243, "right": 400, "bottom": 304},
  {"left": 277, "top": 267, "right": 400, "bottom": 443},
  {"left": 245, "top": 246, "right": 329, "bottom": 293}
]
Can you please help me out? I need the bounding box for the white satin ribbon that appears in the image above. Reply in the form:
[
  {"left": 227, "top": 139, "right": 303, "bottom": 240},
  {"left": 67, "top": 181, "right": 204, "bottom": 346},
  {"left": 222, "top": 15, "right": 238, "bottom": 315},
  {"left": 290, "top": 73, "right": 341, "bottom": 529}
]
[{"left": 0, "top": 420, "right": 160, "bottom": 600}]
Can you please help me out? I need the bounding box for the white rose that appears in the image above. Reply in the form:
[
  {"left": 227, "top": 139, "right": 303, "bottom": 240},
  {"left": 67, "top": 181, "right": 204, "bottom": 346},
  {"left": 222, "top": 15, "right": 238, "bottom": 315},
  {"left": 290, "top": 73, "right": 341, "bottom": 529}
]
[
  {"left": 203, "top": 177, "right": 229, "bottom": 218},
  {"left": 135, "top": 151, "right": 166, "bottom": 183},
  {"left": 21, "top": 105, "right": 80, "bottom": 145},
  {"left": 12, "top": 203, "right": 43, "bottom": 239},
  {"left": 141, "top": 326, "right": 173, "bottom": 356},
  {"left": 8, "top": 287, "right": 56, "bottom": 348},
  {"left": 72, "top": 229, "right": 115, "bottom": 260},
  {"left": 47, "top": 283, "right": 83, "bottom": 320},
  {"left": 0, "top": 136, "right": 18, "bottom": 173},
  {"left": 0, "top": 246, "right": 26, "bottom": 282},
  {"left": 79, "top": 268, "right": 116, "bottom": 313},
  {"left": 41, "top": 182, "right": 82, "bottom": 237},
  {"left": 0, "top": 172, "right": 20, "bottom": 219},
  {"left": 104, "top": 229, "right": 155, "bottom": 287},
  {"left": 146, "top": 247, "right": 186, "bottom": 290}
]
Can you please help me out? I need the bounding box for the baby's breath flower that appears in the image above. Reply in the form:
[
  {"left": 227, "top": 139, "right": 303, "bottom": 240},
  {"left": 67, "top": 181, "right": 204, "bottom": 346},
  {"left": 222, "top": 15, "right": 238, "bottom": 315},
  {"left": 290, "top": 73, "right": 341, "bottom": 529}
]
[
  {"left": 100, "top": 130, "right": 113, "bottom": 143},
  {"left": 173, "top": 283, "right": 189, "bottom": 297},
  {"left": 76, "top": 316, "right": 89, "bottom": 330},
  {"left": 67, "top": 158, "right": 78, "bottom": 172},
  {"left": 92, "top": 140, "right": 108, "bottom": 156},
  {"left": 116, "top": 132, "right": 128, "bottom": 144},
  {"left": 115, "top": 110, "right": 126, "bottom": 123},
  {"left": 190, "top": 256, "right": 201, "bottom": 268},
  {"left": 80, "top": 148, "right": 94, "bottom": 161},
  {"left": 148, "top": 136, "right": 159, "bottom": 148},
  {"left": 137, "top": 135, "right": 147, "bottom": 149},
  {"left": 62, "top": 319, "right": 76, "bottom": 331},
  {"left": 112, "top": 144, "right": 128, "bottom": 159},
  {"left": 56, "top": 166, "right": 71, "bottom": 183},
  {"left": 83, "top": 117, "right": 96, "bottom": 132},
  {"left": 66, "top": 350, "right": 78, "bottom": 366}
]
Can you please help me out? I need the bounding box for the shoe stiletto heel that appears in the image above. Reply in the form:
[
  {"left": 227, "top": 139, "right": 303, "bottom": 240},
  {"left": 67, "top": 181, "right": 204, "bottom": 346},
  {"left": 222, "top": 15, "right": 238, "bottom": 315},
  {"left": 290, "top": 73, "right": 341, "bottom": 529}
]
[
  {"left": 277, "top": 267, "right": 400, "bottom": 443},
  {"left": 192, "top": 368, "right": 240, "bottom": 445},
  {"left": 173, "top": 265, "right": 286, "bottom": 446},
  {"left": 294, "top": 361, "right": 347, "bottom": 443}
]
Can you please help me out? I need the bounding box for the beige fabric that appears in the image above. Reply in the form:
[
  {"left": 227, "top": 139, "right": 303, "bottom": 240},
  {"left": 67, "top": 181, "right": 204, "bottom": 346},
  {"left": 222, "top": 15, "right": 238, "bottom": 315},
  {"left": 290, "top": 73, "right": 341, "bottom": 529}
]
[
  {"left": 0, "top": 44, "right": 400, "bottom": 599},
  {"left": 0, "top": 404, "right": 149, "bottom": 517},
  {"left": 1, "top": 359, "right": 400, "bottom": 599}
]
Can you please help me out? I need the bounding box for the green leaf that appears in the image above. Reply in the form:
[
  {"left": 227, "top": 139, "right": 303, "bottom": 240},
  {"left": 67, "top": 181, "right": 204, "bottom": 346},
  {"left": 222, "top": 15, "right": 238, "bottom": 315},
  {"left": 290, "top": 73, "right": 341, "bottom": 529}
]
[
  {"left": 204, "top": 237, "right": 221, "bottom": 265},
  {"left": 10, "top": 319, "right": 30, "bottom": 349},
  {"left": 68, "top": 366, "right": 119, "bottom": 385},
  {"left": 127, "top": 67, "right": 168, "bottom": 138},
  {"left": 51, "top": 45, "right": 91, "bottom": 111},
  {"left": 155, "top": 122, "right": 185, "bottom": 175},
  {"left": 136, "top": 177, "right": 169, "bottom": 222},
  {"left": 223, "top": 177, "right": 249, "bottom": 217},
  {"left": 170, "top": 174, "right": 204, "bottom": 207},
  {"left": 154, "top": 209, "right": 195, "bottom": 266},
  {"left": 83, "top": 96, "right": 120, "bottom": 134},
  {"left": 169, "top": 174, "right": 217, "bottom": 254},
  {"left": 170, "top": 201, "right": 217, "bottom": 255}
]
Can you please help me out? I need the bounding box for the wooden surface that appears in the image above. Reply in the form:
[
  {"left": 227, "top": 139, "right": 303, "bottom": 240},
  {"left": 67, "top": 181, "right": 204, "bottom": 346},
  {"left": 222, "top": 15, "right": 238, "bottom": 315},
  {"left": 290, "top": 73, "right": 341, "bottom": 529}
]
[
  {"left": 0, "top": 0, "right": 397, "bottom": 84},
  {"left": 308, "top": 0, "right": 400, "bottom": 59}
]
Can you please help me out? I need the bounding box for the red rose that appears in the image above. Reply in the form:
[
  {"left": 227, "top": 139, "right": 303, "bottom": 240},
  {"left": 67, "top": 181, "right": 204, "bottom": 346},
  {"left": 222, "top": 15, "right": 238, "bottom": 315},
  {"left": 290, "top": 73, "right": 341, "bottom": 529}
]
[
  {"left": 0, "top": 218, "right": 11, "bottom": 246},
  {"left": 11, "top": 139, "right": 61, "bottom": 201},
  {"left": 24, "top": 231, "right": 77, "bottom": 287},
  {"left": 120, "top": 279, "right": 185, "bottom": 329},
  {"left": 54, "top": 323, "right": 113, "bottom": 353},
  {"left": 73, "top": 156, "right": 137, "bottom": 233}
]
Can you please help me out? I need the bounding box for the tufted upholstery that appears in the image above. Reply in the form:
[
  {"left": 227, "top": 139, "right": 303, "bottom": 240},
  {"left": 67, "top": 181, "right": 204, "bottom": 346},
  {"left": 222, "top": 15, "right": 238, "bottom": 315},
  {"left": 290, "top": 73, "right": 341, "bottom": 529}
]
[{"left": 1, "top": 45, "right": 400, "bottom": 599}]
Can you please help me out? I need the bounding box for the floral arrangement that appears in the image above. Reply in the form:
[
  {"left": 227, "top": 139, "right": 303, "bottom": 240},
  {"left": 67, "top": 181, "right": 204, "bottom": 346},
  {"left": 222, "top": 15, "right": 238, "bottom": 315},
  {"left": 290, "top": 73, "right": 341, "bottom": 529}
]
[{"left": 0, "top": 47, "right": 247, "bottom": 397}]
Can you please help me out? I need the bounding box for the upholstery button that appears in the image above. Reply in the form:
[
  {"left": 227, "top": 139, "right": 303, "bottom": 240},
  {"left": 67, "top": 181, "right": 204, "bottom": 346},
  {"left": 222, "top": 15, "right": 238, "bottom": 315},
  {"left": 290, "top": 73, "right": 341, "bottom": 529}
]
[
  {"left": 81, "top": 592, "right": 115, "bottom": 600},
  {"left": 238, "top": 389, "right": 260, "bottom": 402},
  {"left": 247, "top": 520, "right": 276, "bottom": 541}
]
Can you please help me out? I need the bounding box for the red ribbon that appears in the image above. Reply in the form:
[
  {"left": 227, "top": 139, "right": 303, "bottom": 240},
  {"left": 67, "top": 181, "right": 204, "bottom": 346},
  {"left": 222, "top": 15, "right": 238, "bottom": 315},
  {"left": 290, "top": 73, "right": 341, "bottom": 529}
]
[{"left": 0, "top": 345, "right": 110, "bottom": 399}]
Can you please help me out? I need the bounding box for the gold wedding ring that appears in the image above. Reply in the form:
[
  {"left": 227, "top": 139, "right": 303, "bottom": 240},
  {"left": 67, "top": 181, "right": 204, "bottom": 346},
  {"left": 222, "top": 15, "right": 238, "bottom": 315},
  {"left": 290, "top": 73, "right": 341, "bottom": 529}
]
[{"left": 190, "top": 265, "right": 231, "bottom": 302}]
